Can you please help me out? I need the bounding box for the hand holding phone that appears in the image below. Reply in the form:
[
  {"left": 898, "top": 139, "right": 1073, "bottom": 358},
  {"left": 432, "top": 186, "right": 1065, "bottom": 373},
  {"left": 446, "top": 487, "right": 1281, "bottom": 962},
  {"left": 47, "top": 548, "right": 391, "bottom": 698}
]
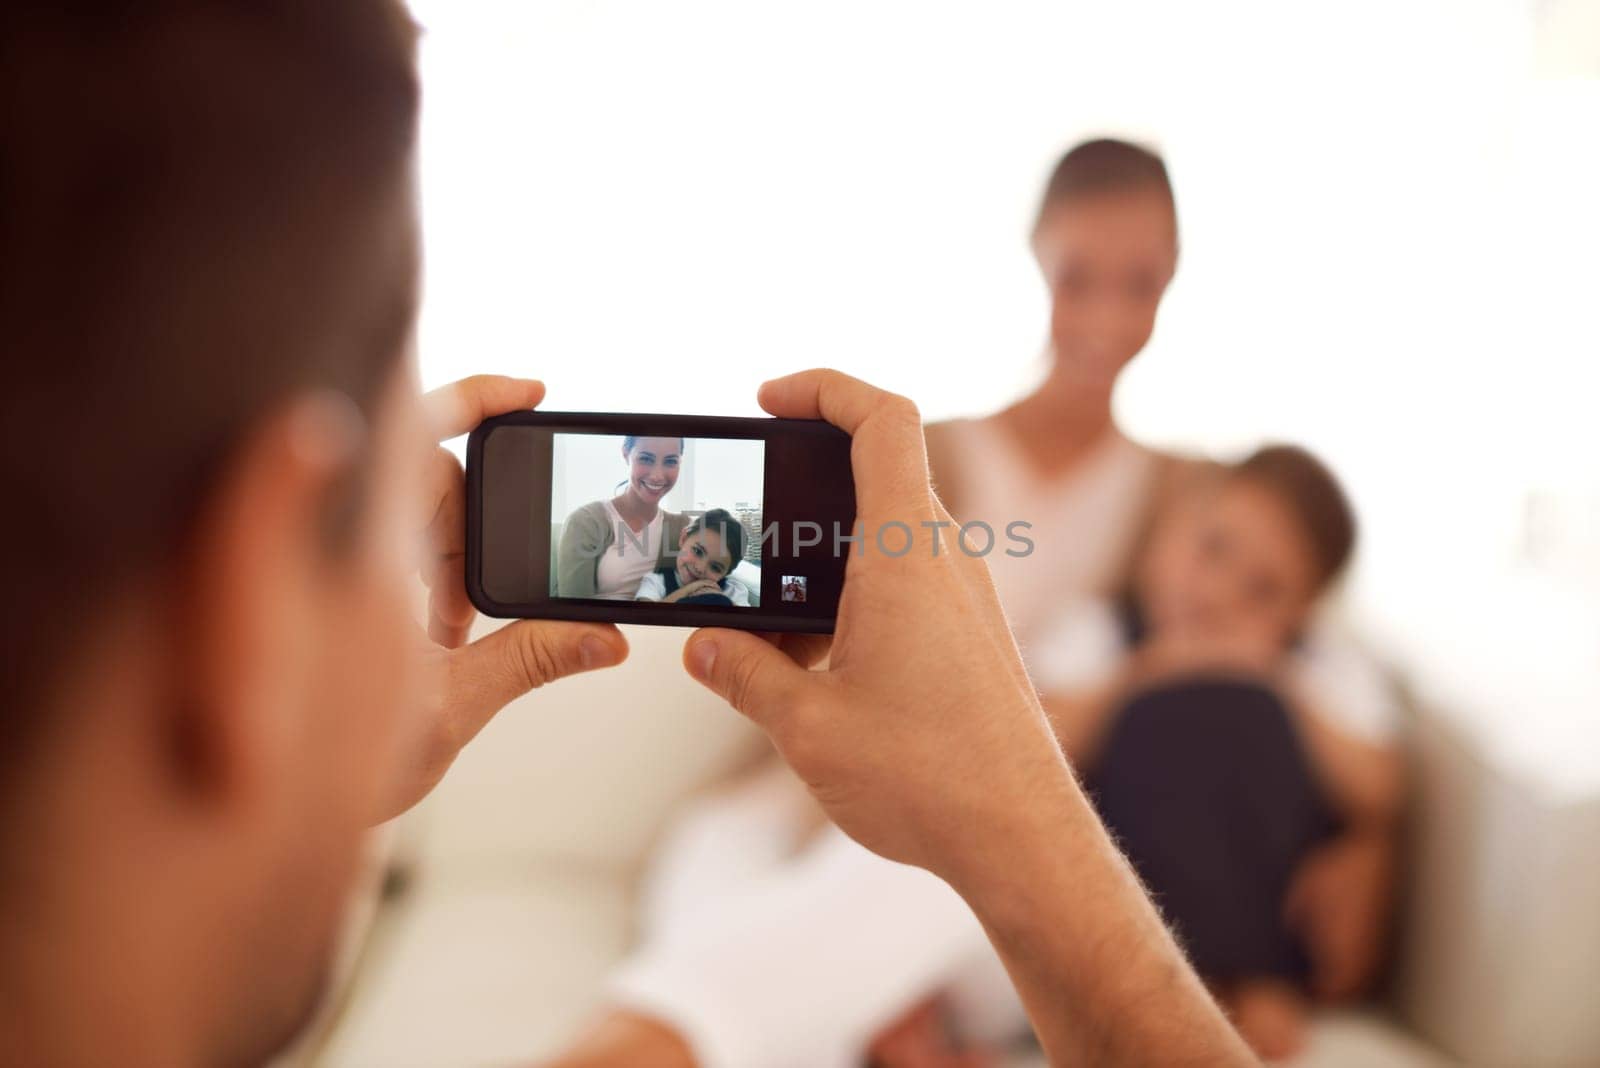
[
  {"left": 457, "top": 370, "right": 1242, "bottom": 1066},
  {"left": 380, "top": 376, "right": 629, "bottom": 822},
  {"left": 677, "top": 369, "right": 1069, "bottom": 879},
  {"left": 467, "top": 411, "right": 855, "bottom": 632},
  {"left": 677, "top": 372, "right": 1243, "bottom": 1066}
]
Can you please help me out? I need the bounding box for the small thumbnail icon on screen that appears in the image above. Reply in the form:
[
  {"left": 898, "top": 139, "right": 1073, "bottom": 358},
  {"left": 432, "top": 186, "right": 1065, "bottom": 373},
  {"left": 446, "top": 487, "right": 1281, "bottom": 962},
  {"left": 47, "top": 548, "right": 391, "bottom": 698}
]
[{"left": 780, "top": 575, "right": 808, "bottom": 604}]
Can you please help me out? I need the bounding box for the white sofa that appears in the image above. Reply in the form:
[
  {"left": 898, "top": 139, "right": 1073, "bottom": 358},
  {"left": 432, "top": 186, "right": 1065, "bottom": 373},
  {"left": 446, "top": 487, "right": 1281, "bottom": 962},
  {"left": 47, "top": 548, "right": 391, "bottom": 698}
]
[{"left": 289, "top": 623, "right": 1600, "bottom": 1068}]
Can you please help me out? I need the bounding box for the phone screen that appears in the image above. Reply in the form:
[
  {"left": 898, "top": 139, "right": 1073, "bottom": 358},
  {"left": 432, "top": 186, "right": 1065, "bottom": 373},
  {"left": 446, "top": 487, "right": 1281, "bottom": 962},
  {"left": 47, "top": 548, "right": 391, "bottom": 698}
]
[{"left": 468, "top": 413, "right": 854, "bottom": 632}]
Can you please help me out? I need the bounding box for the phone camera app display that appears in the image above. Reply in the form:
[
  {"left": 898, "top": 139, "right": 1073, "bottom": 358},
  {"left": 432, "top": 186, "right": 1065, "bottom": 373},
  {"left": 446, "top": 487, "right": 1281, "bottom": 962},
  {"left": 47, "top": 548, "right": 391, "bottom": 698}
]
[{"left": 549, "top": 433, "right": 765, "bottom": 608}]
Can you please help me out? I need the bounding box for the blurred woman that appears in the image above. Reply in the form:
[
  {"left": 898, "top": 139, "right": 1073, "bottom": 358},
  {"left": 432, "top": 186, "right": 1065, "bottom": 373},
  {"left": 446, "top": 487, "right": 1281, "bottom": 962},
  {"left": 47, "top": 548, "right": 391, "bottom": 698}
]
[
  {"left": 915, "top": 140, "right": 1400, "bottom": 1061},
  {"left": 925, "top": 138, "right": 1182, "bottom": 646}
]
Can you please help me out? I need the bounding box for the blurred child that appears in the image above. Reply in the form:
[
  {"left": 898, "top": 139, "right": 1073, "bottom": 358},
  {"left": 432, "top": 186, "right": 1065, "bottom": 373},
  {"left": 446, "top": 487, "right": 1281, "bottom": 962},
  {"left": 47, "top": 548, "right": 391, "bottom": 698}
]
[
  {"left": 1033, "top": 445, "right": 1404, "bottom": 1061},
  {"left": 635, "top": 508, "right": 750, "bottom": 606}
]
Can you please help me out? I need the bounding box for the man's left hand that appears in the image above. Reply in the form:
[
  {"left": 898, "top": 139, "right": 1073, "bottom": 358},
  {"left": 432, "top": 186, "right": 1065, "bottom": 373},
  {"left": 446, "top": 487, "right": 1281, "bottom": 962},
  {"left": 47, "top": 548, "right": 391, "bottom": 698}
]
[{"left": 377, "top": 375, "right": 629, "bottom": 821}]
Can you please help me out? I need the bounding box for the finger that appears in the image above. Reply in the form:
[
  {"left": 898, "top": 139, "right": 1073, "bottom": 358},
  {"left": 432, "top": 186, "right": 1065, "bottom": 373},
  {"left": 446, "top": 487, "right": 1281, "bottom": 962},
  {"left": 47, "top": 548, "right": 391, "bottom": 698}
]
[
  {"left": 445, "top": 621, "right": 628, "bottom": 739},
  {"left": 424, "top": 446, "right": 467, "bottom": 555},
  {"left": 756, "top": 369, "right": 932, "bottom": 518},
  {"left": 423, "top": 449, "right": 470, "bottom": 624},
  {"left": 424, "top": 375, "right": 545, "bottom": 442},
  {"left": 420, "top": 445, "right": 475, "bottom": 643},
  {"left": 766, "top": 631, "right": 831, "bottom": 669},
  {"left": 757, "top": 367, "right": 906, "bottom": 433},
  {"left": 427, "top": 554, "right": 472, "bottom": 648},
  {"left": 684, "top": 628, "right": 813, "bottom": 727}
]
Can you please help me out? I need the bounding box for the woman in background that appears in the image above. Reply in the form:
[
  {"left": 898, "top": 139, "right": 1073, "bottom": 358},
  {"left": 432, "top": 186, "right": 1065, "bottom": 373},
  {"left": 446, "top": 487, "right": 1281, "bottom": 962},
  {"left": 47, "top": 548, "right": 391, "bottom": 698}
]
[
  {"left": 556, "top": 435, "right": 690, "bottom": 600},
  {"left": 909, "top": 140, "right": 1400, "bottom": 1062},
  {"left": 924, "top": 139, "right": 1181, "bottom": 648},
  {"left": 911, "top": 140, "right": 1401, "bottom": 1062}
]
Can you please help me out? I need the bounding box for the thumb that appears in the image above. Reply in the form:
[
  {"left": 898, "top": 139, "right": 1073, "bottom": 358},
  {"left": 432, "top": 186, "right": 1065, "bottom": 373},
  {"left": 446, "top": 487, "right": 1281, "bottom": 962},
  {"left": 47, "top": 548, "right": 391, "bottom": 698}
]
[
  {"left": 684, "top": 628, "right": 811, "bottom": 726},
  {"left": 446, "top": 620, "right": 629, "bottom": 739}
]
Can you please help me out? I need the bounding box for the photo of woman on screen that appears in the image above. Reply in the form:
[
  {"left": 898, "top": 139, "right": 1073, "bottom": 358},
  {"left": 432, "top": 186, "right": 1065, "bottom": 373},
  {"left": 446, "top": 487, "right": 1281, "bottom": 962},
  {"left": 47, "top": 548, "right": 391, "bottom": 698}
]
[
  {"left": 552, "top": 435, "right": 763, "bottom": 605},
  {"left": 554, "top": 435, "right": 691, "bottom": 600}
]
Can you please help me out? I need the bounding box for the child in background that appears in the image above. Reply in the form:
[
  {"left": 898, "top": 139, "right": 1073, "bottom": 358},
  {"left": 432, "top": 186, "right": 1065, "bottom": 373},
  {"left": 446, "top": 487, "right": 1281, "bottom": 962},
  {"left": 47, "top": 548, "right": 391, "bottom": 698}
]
[
  {"left": 635, "top": 508, "right": 751, "bottom": 607},
  {"left": 1033, "top": 444, "right": 1404, "bottom": 1061}
]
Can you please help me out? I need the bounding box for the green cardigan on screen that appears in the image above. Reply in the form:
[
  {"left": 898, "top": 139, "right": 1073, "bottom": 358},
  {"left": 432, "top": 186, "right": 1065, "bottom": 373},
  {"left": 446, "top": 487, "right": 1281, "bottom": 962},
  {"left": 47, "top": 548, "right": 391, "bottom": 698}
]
[{"left": 554, "top": 500, "right": 689, "bottom": 598}]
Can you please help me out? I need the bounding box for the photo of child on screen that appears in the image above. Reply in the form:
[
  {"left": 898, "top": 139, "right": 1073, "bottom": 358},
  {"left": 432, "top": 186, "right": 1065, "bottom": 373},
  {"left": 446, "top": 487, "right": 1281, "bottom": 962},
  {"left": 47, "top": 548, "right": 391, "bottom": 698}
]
[{"left": 634, "top": 509, "right": 752, "bottom": 607}]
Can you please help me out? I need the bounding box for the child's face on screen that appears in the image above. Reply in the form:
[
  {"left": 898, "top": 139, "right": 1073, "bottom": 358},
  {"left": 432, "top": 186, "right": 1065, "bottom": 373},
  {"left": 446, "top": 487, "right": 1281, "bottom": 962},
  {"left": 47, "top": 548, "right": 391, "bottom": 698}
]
[
  {"left": 1033, "top": 191, "right": 1177, "bottom": 385},
  {"left": 624, "top": 436, "right": 681, "bottom": 505},
  {"left": 1137, "top": 479, "right": 1320, "bottom": 652},
  {"left": 676, "top": 526, "right": 734, "bottom": 586}
]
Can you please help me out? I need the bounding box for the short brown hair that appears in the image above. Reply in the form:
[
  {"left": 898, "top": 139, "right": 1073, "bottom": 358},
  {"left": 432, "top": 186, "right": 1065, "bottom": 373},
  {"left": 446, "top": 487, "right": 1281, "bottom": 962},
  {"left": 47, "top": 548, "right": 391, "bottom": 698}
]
[
  {"left": 0, "top": 3, "right": 420, "bottom": 765},
  {"left": 1035, "top": 137, "right": 1177, "bottom": 233},
  {"left": 1232, "top": 445, "right": 1357, "bottom": 588}
]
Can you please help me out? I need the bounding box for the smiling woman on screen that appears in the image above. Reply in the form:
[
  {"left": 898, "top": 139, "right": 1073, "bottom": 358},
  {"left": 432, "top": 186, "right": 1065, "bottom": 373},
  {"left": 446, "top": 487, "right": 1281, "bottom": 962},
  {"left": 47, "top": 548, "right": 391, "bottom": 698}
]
[{"left": 555, "top": 435, "right": 691, "bottom": 599}]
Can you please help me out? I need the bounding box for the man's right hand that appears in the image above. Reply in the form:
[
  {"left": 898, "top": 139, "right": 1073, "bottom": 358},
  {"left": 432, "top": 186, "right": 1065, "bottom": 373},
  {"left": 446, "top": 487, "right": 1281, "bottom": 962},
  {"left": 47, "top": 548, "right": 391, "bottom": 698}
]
[
  {"left": 682, "top": 369, "right": 1255, "bottom": 1067},
  {"left": 683, "top": 369, "right": 1068, "bottom": 890}
]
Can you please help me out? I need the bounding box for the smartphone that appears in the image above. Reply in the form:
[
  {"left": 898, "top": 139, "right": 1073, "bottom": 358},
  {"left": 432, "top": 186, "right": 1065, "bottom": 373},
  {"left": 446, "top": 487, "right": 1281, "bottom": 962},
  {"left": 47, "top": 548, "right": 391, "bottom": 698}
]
[{"left": 466, "top": 412, "right": 855, "bottom": 633}]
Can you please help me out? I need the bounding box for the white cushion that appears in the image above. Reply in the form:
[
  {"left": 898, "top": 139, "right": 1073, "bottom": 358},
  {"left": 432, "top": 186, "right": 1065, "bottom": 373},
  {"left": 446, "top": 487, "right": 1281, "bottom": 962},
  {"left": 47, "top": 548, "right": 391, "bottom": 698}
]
[
  {"left": 410, "top": 621, "right": 767, "bottom": 874},
  {"left": 322, "top": 868, "right": 633, "bottom": 1067}
]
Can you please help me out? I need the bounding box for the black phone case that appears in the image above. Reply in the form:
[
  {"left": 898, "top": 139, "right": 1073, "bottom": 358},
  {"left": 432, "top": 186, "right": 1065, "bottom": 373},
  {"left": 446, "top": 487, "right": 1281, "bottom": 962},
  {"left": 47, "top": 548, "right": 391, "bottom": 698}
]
[{"left": 465, "top": 411, "right": 853, "bottom": 634}]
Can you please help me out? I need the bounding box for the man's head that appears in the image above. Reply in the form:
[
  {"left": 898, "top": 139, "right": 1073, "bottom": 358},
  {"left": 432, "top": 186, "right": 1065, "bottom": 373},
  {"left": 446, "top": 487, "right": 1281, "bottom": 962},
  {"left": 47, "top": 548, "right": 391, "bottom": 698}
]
[
  {"left": 1031, "top": 138, "right": 1179, "bottom": 386},
  {"left": 0, "top": 4, "right": 428, "bottom": 1062},
  {"left": 675, "top": 509, "right": 745, "bottom": 588},
  {"left": 1137, "top": 446, "right": 1356, "bottom": 652}
]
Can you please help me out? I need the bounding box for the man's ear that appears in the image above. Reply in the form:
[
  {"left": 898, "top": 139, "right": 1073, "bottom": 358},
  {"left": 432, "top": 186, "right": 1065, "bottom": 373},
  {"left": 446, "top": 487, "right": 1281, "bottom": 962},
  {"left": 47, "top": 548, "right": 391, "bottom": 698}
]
[{"left": 167, "top": 394, "right": 362, "bottom": 803}]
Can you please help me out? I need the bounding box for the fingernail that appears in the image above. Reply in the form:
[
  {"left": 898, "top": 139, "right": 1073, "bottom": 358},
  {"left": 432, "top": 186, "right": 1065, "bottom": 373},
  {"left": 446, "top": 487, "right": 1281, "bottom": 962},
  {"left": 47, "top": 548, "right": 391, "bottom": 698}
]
[
  {"left": 688, "top": 640, "right": 718, "bottom": 680},
  {"left": 580, "top": 635, "right": 616, "bottom": 670}
]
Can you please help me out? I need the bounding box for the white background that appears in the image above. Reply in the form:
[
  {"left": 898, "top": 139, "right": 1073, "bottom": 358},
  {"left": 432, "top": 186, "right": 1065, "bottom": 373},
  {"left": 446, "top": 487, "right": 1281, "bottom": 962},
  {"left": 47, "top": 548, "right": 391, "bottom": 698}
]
[{"left": 410, "top": 1, "right": 1600, "bottom": 783}]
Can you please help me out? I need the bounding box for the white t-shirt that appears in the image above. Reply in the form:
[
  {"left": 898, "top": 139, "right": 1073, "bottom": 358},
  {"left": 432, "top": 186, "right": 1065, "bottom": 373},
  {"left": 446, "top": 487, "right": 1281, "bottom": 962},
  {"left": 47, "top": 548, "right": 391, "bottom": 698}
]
[
  {"left": 635, "top": 569, "right": 753, "bottom": 606},
  {"left": 939, "top": 419, "right": 1159, "bottom": 649},
  {"left": 594, "top": 501, "right": 664, "bottom": 600},
  {"left": 1030, "top": 597, "right": 1401, "bottom": 746}
]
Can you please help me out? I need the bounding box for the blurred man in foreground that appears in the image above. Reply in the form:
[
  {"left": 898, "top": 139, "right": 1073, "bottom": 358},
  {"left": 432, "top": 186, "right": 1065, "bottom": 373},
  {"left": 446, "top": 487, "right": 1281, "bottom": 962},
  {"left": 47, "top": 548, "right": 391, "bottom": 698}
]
[{"left": 0, "top": 5, "right": 1251, "bottom": 1066}]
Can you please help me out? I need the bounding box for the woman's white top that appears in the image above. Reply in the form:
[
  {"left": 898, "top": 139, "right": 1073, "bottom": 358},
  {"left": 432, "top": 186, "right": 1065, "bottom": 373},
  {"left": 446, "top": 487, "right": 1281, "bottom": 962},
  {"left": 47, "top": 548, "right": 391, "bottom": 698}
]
[
  {"left": 939, "top": 418, "right": 1159, "bottom": 651},
  {"left": 594, "top": 500, "right": 664, "bottom": 600}
]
